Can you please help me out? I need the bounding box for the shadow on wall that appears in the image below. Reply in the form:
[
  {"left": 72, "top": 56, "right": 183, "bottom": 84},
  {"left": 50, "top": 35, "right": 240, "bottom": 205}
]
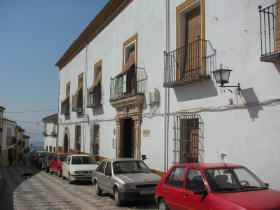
[
  {"left": 275, "top": 62, "right": 280, "bottom": 74},
  {"left": 240, "top": 88, "right": 263, "bottom": 121},
  {"left": 174, "top": 80, "right": 218, "bottom": 102}
]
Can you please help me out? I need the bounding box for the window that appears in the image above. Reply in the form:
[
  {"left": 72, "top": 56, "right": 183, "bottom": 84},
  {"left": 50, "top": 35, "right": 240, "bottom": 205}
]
[
  {"left": 75, "top": 125, "right": 81, "bottom": 152},
  {"left": 165, "top": 167, "right": 186, "bottom": 188},
  {"left": 88, "top": 60, "right": 102, "bottom": 108},
  {"left": 186, "top": 168, "right": 205, "bottom": 191},
  {"left": 72, "top": 73, "right": 83, "bottom": 114},
  {"left": 115, "top": 34, "right": 137, "bottom": 96},
  {"left": 259, "top": 0, "right": 280, "bottom": 62},
  {"left": 53, "top": 123, "right": 57, "bottom": 135},
  {"left": 174, "top": 114, "right": 203, "bottom": 164},
  {"left": 97, "top": 161, "right": 106, "bottom": 173},
  {"left": 180, "top": 116, "right": 199, "bottom": 163},
  {"left": 90, "top": 124, "right": 99, "bottom": 156},
  {"left": 7, "top": 128, "right": 11, "bottom": 137},
  {"left": 105, "top": 162, "right": 112, "bottom": 176},
  {"left": 61, "top": 82, "right": 70, "bottom": 115}
]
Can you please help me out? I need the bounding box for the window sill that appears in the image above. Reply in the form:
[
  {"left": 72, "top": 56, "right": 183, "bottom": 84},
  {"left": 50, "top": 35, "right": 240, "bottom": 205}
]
[
  {"left": 163, "top": 74, "right": 210, "bottom": 88},
  {"left": 260, "top": 52, "right": 280, "bottom": 62}
]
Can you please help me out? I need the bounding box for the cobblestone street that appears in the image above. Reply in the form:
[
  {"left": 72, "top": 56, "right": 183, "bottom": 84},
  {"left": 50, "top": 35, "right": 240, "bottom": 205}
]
[{"left": 0, "top": 166, "right": 157, "bottom": 210}]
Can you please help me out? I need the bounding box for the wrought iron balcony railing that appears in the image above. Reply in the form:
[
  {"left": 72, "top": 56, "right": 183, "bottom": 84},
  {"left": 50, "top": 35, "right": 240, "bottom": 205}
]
[
  {"left": 164, "top": 39, "right": 215, "bottom": 87},
  {"left": 259, "top": 2, "right": 280, "bottom": 62},
  {"left": 110, "top": 66, "right": 147, "bottom": 102}
]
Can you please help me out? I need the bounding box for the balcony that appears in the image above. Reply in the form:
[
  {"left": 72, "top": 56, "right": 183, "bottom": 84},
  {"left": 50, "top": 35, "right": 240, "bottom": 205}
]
[
  {"left": 61, "top": 98, "right": 70, "bottom": 115},
  {"left": 110, "top": 66, "right": 147, "bottom": 102},
  {"left": 7, "top": 136, "right": 16, "bottom": 145},
  {"left": 164, "top": 39, "right": 215, "bottom": 87},
  {"left": 259, "top": 2, "right": 280, "bottom": 62}
]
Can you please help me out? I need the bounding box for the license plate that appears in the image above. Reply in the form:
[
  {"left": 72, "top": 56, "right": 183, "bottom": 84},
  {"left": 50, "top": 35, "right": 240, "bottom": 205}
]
[{"left": 140, "top": 190, "right": 155, "bottom": 195}]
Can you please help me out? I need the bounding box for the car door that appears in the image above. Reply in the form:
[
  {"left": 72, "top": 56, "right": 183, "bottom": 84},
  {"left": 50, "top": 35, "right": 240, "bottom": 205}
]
[
  {"left": 95, "top": 161, "right": 107, "bottom": 191},
  {"left": 103, "top": 161, "right": 114, "bottom": 194},
  {"left": 50, "top": 154, "right": 56, "bottom": 172},
  {"left": 182, "top": 168, "right": 209, "bottom": 210},
  {"left": 63, "top": 156, "right": 71, "bottom": 177},
  {"left": 161, "top": 166, "right": 187, "bottom": 210}
]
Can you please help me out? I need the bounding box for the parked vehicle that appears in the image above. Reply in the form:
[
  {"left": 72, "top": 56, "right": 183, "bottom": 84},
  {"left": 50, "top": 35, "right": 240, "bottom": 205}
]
[
  {"left": 35, "top": 151, "right": 47, "bottom": 169},
  {"left": 92, "top": 158, "right": 161, "bottom": 206},
  {"left": 49, "top": 153, "right": 71, "bottom": 176},
  {"left": 61, "top": 154, "right": 98, "bottom": 183},
  {"left": 42, "top": 152, "right": 55, "bottom": 172},
  {"left": 155, "top": 163, "right": 280, "bottom": 210}
]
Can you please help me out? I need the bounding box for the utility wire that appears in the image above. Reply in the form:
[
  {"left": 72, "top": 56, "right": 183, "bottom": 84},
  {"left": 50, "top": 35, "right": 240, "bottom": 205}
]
[{"left": 5, "top": 109, "right": 57, "bottom": 114}]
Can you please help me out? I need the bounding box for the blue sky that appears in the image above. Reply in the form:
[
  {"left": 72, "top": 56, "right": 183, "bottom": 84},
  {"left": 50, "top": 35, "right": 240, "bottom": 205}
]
[{"left": 0, "top": 0, "right": 109, "bottom": 146}]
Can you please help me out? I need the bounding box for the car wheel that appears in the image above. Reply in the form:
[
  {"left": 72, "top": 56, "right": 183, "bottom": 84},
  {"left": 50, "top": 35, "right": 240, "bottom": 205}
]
[
  {"left": 114, "top": 188, "right": 122, "bottom": 207},
  {"left": 94, "top": 183, "right": 102, "bottom": 196},
  {"left": 68, "top": 173, "right": 73, "bottom": 184},
  {"left": 158, "top": 199, "right": 169, "bottom": 210},
  {"left": 57, "top": 169, "right": 62, "bottom": 177}
]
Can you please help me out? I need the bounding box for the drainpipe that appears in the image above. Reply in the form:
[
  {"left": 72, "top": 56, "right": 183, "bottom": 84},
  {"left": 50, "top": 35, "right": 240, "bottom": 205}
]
[
  {"left": 83, "top": 42, "right": 89, "bottom": 154},
  {"left": 164, "top": 0, "right": 170, "bottom": 172}
]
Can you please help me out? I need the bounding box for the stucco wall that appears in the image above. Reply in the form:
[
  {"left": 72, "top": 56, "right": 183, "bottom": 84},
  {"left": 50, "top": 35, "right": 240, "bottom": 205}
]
[{"left": 57, "top": 0, "right": 280, "bottom": 190}]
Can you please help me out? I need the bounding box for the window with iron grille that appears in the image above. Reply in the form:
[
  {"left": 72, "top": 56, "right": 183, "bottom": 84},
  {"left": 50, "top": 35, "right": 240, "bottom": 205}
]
[
  {"left": 90, "top": 124, "right": 99, "bottom": 156},
  {"left": 75, "top": 125, "right": 81, "bottom": 152},
  {"left": 174, "top": 114, "right": 204, "bottom": 164}
]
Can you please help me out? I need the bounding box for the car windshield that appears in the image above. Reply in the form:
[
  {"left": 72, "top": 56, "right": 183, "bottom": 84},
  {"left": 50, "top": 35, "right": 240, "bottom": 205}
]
[
  {"left": 113, "top": 161, "right": 152, "bottom": 174},
  {"left": 59, "top": 155, "right": 67, "bottom": 161},
  {"left": 205, "top": 167, "right": 266, "bottom": 193},
  {"left": 71, "top": 156, "right": 96, "bottom": 164}
]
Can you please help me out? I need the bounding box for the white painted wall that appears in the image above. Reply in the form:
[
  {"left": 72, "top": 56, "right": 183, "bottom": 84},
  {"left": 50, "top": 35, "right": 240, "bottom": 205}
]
[
  {"left": 43, "top": 122, "right": 57, "bottom": 152},
  {"left": 58, "top": 0, "right": 280, "bottom": 190},
  {"left": 2, "top": 120, "right": 16, "bottom": 150}
]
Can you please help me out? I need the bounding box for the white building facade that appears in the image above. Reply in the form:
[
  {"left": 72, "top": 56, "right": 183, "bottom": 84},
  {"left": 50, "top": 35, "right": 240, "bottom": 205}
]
[
  {"left": 56, "top": 0, "right": 280, "bottom": 189},
  {"left": 42, "top": 114, "right": 58, "bottom": 152}
]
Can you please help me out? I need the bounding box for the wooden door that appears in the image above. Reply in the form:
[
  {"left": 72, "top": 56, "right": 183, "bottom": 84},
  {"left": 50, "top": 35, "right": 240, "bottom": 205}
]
[{"left": 185, "top": 7, "right": 201, "bottom": 78}]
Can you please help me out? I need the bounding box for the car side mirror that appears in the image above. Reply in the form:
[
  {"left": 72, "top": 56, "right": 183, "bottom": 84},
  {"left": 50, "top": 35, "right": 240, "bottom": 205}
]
[
  {"left": 264, "top": 183, "right": 269, "bottom": 188},
  {"left": 194, "top": 189, "right": 208, "bottom": 202}
]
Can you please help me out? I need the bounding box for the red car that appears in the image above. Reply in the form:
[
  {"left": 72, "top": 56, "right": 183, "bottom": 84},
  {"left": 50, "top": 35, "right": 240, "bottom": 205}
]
[
  {"left": 155, "top": 163, "right": 280, "bottom": 210},
  {"left": 49, "top": 153, "right": 71, "bottom": 177}
]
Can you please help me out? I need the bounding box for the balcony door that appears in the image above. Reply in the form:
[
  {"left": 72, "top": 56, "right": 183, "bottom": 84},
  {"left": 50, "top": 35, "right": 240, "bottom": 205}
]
[{"left": 184, "top": 7, "right": 201, "bottom": 78}]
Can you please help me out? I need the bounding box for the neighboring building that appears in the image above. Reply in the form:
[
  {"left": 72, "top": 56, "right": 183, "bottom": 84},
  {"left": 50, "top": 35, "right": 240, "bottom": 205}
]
[
  {"left": 55, "top": 0, "right": 280, "bottom": 189},
  {"left": 1, "top": 118, "right": 17, "bottom": 166},
  {"left": 42, "top": 114, "right": 58, "bottom": 152},
  {"left": 14, "top": 126, "right": 25, "bottom": 165},
  {"left": 0, "top": 106, "right": 5, "bottom": 159}
]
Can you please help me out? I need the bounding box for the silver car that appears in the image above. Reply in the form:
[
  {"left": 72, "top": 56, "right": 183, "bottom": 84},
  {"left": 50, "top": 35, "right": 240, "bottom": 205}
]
[{"left": 92, "top": 158, "right": 161, "bottom": 206}]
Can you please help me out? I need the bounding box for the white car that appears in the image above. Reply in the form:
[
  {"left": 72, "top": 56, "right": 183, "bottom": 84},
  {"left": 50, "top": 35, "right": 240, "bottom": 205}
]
[{"left": 62, "top": 154, "right": 98, "bottom": 183}]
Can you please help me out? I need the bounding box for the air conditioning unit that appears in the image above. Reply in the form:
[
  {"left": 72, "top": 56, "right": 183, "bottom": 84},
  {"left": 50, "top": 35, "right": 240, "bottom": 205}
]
[{"left": 149, "top": 88, "right": 160, "bottom": 107}]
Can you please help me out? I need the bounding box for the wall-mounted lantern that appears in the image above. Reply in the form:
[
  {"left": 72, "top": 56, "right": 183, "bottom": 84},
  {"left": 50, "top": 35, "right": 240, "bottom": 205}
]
[{"left": 213, "top": 64, "right": 241, "bottom": 93}]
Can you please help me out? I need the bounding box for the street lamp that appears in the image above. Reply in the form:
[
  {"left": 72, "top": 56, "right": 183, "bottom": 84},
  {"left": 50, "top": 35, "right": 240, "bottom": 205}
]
[{"left": 213, "top": 64, "right": 241, "bottom": 93}]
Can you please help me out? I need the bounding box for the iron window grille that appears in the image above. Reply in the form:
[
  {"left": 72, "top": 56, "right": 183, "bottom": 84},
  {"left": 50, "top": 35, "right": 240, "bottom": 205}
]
[
  {"left": 164, "top": 39, "right": 215, "bottom": 87},
  {"left": 259, "top": 1, "right": 280, "bottom": 61},
  {"left": 90, "top": 124, "right": 99, "bottom": 158},
  {"left": 110, "top": 66, "right": 147, "bottom": 102},
  {"left": 173, "top": 114, "right": 204, "bottom": 164},
  {"left": 75, "top": 125, "right": 81, "bottom": 152}
]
